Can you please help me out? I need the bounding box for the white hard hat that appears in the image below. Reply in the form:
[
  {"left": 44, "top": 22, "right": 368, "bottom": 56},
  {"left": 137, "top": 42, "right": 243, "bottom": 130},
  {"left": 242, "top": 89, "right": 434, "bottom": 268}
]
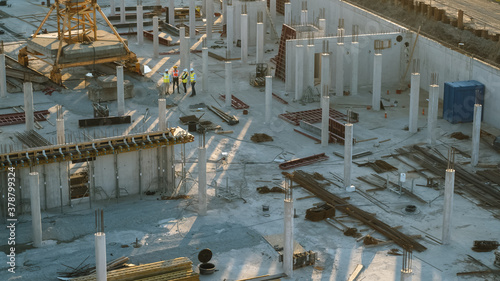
[
  {"left": 190, "top": 68, "right": 194, "bottom": 71},
  {"left": 183, "top": 68, "right": 188, "bottom": 72},
  {"left": 165, "top": 68, "right": 168, "bottom": 72}
]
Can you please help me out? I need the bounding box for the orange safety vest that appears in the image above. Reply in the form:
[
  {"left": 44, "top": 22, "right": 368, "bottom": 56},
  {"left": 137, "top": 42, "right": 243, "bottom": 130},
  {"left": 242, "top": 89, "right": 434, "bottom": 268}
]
[{"left": 172, "top": 69, "right": 179, "bottom": 78}]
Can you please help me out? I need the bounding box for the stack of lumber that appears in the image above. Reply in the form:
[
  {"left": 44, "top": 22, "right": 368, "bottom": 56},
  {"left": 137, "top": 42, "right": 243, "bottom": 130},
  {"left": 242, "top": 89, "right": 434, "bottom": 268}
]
[{"left": 71, "top": 257, "right": 198, "bottom": 281}]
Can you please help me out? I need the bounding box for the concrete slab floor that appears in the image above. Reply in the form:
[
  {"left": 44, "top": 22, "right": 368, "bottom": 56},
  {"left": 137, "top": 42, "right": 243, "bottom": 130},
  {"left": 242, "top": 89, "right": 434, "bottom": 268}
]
[{"left": 1, "top": 1, "right": 500, "bottom": 281}]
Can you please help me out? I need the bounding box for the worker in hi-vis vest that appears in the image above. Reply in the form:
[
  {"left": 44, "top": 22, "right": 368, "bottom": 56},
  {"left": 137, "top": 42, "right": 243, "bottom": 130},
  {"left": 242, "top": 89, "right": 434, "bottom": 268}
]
[
  {"left": 163, "top": 68, "right": 171, "bottom": 95},
  {"left": 172, "top": 65, "right": 180, "bottom": 94},
  {"left": 181, "top": 68, "right": 189, "bottom": 94},
  {"left": 189, "top": 68, "right": 197, "bottom": 97}
]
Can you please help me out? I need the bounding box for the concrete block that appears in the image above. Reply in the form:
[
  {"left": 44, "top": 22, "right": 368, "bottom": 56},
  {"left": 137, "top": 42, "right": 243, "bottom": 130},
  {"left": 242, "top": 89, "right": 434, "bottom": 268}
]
[{"left": 88, "top": 79, "right": 134, "bottom": 102}]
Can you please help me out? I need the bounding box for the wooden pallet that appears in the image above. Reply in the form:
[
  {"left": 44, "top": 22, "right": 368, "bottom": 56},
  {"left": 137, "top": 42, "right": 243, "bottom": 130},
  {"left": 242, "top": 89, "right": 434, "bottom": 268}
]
[
  {"left": 135, "top": 268, "right": 199, "bottom": 281},
  {"left": 0, "top": 110, "right": 50, "bottom": 126},
  {"left": 278, "top": 108, "right": 350, "bottom": 126},
  {"left": 274, "top": 24, "right": 296, "bottom": 81}
]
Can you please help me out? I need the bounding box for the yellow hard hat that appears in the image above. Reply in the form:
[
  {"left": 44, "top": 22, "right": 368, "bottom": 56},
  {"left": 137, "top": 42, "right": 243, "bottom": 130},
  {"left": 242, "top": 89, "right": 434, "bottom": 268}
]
[{"left": 173, "top": 65, "right": 178, "bottom": 68}]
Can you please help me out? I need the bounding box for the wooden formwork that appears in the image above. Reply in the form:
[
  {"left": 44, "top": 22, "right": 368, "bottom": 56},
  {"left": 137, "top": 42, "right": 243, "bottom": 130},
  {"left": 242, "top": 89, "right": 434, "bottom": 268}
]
[{"left": 274, "top": 24, "right": 296, "bottom": 81}]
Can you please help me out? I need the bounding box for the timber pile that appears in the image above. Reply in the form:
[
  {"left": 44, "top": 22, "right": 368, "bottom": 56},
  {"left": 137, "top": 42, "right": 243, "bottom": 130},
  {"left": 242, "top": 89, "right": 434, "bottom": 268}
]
[
  {"left": 71, "top": 257, "right": 198, "bottom": 281},
  {"left": 284, "top": 170, "right": 427, "bottom": 252}
]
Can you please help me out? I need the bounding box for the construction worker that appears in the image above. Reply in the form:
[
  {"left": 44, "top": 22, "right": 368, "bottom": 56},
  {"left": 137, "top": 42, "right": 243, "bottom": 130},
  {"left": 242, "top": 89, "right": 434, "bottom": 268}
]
[
  {"left": 189, "top": 68, "right": 197, "bottom": 97},
  {"left": 181, "top": 68, "right": 189, "bottom": 94},
  {"left": 172, "top": 65, "right": 180, "bottom": 94},
  {"left": 163, "top": 68, "right": 171, "bottom": 95}
]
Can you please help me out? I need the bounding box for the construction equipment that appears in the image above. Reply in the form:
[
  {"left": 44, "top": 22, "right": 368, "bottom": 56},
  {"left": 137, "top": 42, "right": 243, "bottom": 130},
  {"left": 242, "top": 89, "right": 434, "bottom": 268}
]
[
  {"left": 18, "top": 0, "right": 140, "bottom": 85},
  {"left": 92, "top": 101, "right": 109, "bottom": 118},
  {"left": 249, "top": 63, "right": 269, "bottom": 87}
]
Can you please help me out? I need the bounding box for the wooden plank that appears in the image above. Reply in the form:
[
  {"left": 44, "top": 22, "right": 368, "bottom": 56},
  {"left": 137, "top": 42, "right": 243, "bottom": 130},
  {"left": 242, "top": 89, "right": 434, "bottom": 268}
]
[
  {"left": 237, "top": 273, "right": 286, "bottom": 281},
  {"left": 347, "top": 264, "right": 364, "bottom": 281}
]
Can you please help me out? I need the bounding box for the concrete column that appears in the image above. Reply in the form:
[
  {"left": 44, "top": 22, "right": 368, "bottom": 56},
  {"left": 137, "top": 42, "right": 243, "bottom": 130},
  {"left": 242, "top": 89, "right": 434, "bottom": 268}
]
[
  {"left": 351, "top": 42, "right": 359, "bottom": 95},
  {"left": 265, "top": 76, "right": 272, "bottom": 124},
  {"left": 198, "top": 146, "right": 207, "bottom": 215},
  {"left": 372, "top": 53, "right": 382, "bottom": 111},
  {"left": 241, "top": 13, "right": 248, "bottom": 63},
  {"left": 442, "top": 169, "right": 455, "bottom": 245},
  {"left": 256, "top": 22, "right": 264, "bottom": 63},
  {"left": 284, "top": 3, "right": 291, "bottom": 25},
  {"left": 301, "top": 10, "right": 307, "bottom": 25},
  {"left": 457, "top": 10, "right": 464, "bottom": 30},
  {"left": 169, "top": 0, "right": 175, "bottom": 25},
  {"left": 24, "top": 82, "right": 34, "bottom": 131},
  {"left": 158, "top": 99, "right": 166, "bottom": 131},
  {"left": 202, "top": 47, "right": 208, "bottom": 92},
  {"left": 137, "top": 5, "right": 143, "bottom": 45},
  {"left": 427, "top": 84, "right": 439, "bottom": 145},
  {"left": 295, "top": 45, "right": 304, "bottom": 101},
  {"left": 321, "top": 53, "right": 330, "bottom": 107},
  {"left": 117, "top": 66, "right": 125, "bottom": 116},
  {"left": 166, "top": 146, "right": 175, "bottom": 195},
  {"left": 321, "top": 96, "right": 329, "bottom": 147},
  {"left": 153, "top": 16, "right": 159, "bottom": 58},
  {"left": 110, "top": 0, "right": 115, "bottom": 17},
  {"left": 305, "top": 44, "right": 315, "bottom": 90},
  {"left": 227, "top": 4, "right": 234, "bottom": 57},
  {"left": 57, "top": 118, "right": 65, "bottom": 145},
  {"left": 29, "top": 172, "right": 42, "bottom": 248},
  {"left": 225, "top": 61, "right": 232, "bottom": 108},
  {"left": 471, "top": 104, "right": 482, "bottom": 166},
  {"left": 0, "top": 54, "right": 6, "bottom": 98},
  {"left": 206, "top": 0, "right": 213, "bottom": 39},
  {"left": 120, "top": 0, "right": 125, "bottom": 23},
  {"left": 189, "top": 0, "right": 196, "bottom": 39},
  {"left": 409, "top": 73, "right": 420, "bottom": 133},
  {"left": 95, "top": 232, "right": 107, "bottom": 281},
  {"left": 202, "top": 0, "right": 206, "bottom": 16},
  {"left": 336, "top": 43, "right": 344, "bottom": 96},
  {"left": 319, "top": 19, "right": 326, "bottom": 36},
  {"left": 283, "top": 194, "right": 294, "bottom": 278},
  {"left": 270, "top": 0, "right": 276, "bottom": 29},
  {"left": 344, "top": 123, "right": 353, "bottom": 189},
  {"left": 180, "top": 27, "right": 187, "bottom": 71}
]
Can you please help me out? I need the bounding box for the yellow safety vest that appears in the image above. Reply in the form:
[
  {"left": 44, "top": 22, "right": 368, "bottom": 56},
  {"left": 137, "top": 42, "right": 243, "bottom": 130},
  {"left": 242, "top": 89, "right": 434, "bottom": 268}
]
[
  {"left": 190, "top": 72, "right": 196, "bottom": 83},
  {"left": 163, "top": 73, "right": 170, "bottom": 83},
  {"left": 181, "top": 72, "right": 188, "bottom": 83}
]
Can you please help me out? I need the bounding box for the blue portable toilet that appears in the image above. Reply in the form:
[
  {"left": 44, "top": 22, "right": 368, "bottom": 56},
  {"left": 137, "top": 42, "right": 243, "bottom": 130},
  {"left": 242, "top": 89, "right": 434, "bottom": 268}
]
[{"left": 443, "top": 80, "right": 484, "bottom": 124}]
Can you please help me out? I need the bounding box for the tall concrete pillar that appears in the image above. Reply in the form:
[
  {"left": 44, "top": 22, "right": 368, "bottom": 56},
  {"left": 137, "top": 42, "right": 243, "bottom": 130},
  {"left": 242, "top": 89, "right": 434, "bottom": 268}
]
[
  {"left": 351, "top": 42, "right": 359, "bottom": 95},
  {"left": 223, "top": 0, "right": 227, "bottom": 25},
  {"left": 256, "top": 22, "right": 264, "bottom": 63},
  {"left": 206, "top": 0, "right": 213, "bottom": 39},
  {"left": 227, "top": 4, "right": 234, "bottom": 57},
  {"left": 319, "top": 19, "right": 326, "bottom": 35},
  {"left": 95, "top": 232, "right": 107, "bottom": 281},
  {"left": 120, "top": 0, "right": 125, "bottom": 23},
  {"left": 270, "top": 0, "right": 276, "bottom": 29},
  {"left": 110, "top": 0, "right": 115, "bottom": 17},
  {"left": 427, "top": 84, "right": 439, "bottom": 145},
  {"left": 284, "top": 3, "right": 291, "bottom": 25},
  {"left": 241, "top": 13, "right": 248, "bottom": 63},
  {"left": 116, "top": 66, "right": 125, "bottom": 116},
  {"left": 305, "top": 44, "right": 315, "bottom": 90},
  {"left": 471, "top": 104, "right": 482, "bottom": 166},
  {"left": 137, "top": 4, "right": 144, "bottom": 45},
  {"left": 457, "top": 10, "right": 464, "bottom": 30},
  {"left": 189, "top": 0, "right": 196, "bottom": 39},
  {"left": 409, "top": 73, "right": 420, "bottom": 133},
  {"left": 344, "top": 123, "right": 353, "bottom": 189},
  {"left": 169, "top": 0, "right": 175, "bottom": 25},
  {"left": 321, "top": 95, "right": 329, "bottom": 147},
  {"left": 372, "top": 53, "right": 382, "bottom": 111},
  {"left": 29, "top": 172, "right": 42, "bottom": 247},
  {"left": 153, "top": 16, "right": 159, "bottom": 58},
  {"left": 198, "top": 145, "right": 207, "bottom": 215},
  {"left": 57, "top": 118, "right": 65, "bottom": 145},
  {"left": 166, "top": 146, "right": 175, "bottom": 195},
  {"left": 283, "top": 190, "right": 294, "bottom": 278},
  {"left": 24, "top": 82, "right": 34, "bottom": 131},
  {"left": 158, "top": 99, "right": 166, "bottom": 131},
  {"left": 336, "top": 43, "right": 344, "bottom": 96},
  {"left": 442, "top": 169, "right": 455, "bottom": 245},
  {"left": 0, "top": 54, "right": 6, "bottom": 98},
  {"left": 295, "top": 45, "right": 304, "bottom": 101},
  {"left": 202, "top": 47, "right": 208, "bottom": 92},
  {"left": 301, "top": 10, "right": 308, "bottom": 25},
  {"left": 321, "top": 52, "right": 330, "bottom": 107},
  {"left": 265, "top": 76, "right": 272, "bottom": 124},
  {"left": 225, "top": 61, "right": 232, "bottom": 108},
  {"left": 180, "top": 27, "right": 187, "bottom": 71}
]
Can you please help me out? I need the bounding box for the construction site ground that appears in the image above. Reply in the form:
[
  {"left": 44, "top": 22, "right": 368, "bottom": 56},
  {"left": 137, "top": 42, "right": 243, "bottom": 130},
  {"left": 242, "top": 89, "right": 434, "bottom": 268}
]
[{"left": 1, "top": 1, "right": 500, "bottom": 280}]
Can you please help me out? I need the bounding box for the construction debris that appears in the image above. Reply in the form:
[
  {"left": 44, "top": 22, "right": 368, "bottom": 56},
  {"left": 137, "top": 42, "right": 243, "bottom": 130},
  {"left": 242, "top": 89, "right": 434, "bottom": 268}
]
[
  {"left": 279, "top": 153, "right": 329, "bottom": 170},
  {"left": 219, "top": 94, "right": 250, "bottom": 109},
  {"left": 58, "top": 256, "right": 129, "bottom": 278},
  {"left": 251, "top": 133, "right": 273, "bottom": 143},
  {"left": 357, "top": 160, "right": 398, "bottom": 173},
  {"left": 0, "top": 110, "right": 50, "bottom": 127},
  {"left": 347, "top": 264, "right": 364, "bottom": 281},
  {"left": 256, "top": 186, "right": 284, "bottom": 194},
  {"left": 279, "top": 108, "right": 352, "bottom": 126},
  {"left": 305, "top": 203, "right": 335, "bottom": 221},
  {"left": 472, "top": 240, "right": 499, "bottom": 252},
  {"left": 450, "top": 131, "right": 470, "bottom": 140},
  {"left": 208, "top": 105, "right": 239, "bottom": 125}
]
